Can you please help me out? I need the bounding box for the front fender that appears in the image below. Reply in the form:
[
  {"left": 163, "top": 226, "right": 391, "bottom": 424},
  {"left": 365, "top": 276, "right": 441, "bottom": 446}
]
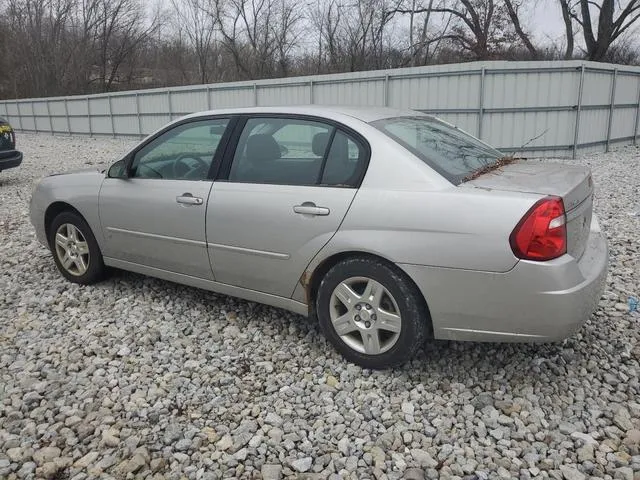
[{"left": 30, "top": 171, "right": 106, "bottom": 249}]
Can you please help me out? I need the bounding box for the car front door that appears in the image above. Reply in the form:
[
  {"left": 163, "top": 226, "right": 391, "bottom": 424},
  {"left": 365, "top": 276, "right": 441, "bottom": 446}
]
[
  {"left": 99, "top": 117, "right": 231, "bottom": 279},
  {"left": 207, "top": 115, "right": 368, "bottom": 297}
]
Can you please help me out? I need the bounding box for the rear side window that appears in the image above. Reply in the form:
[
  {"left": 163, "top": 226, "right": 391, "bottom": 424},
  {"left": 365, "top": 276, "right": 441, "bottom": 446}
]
[
  {"left": 371, "top": 116, "right": 503, "bottom": 185},
  {"left": 320, "top": 131, "right": 365, "bottom": 186},
  {"left": 228, "top": 117, "right": 367, "bottom": 187}
]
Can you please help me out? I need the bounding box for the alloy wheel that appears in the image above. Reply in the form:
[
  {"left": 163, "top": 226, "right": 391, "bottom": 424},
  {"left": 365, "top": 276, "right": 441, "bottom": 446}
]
[
  {"left": 54, "top": 223, "right": 90, "bottom": 276},
  {"left": 329, "top": 276, "right": 402, "bottom": 355}
]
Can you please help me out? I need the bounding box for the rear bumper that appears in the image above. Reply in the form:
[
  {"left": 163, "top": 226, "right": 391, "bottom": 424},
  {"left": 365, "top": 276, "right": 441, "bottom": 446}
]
[
  {"left": 0, "top": 150, "right": 23, "bottom": 171},
  {"left": 399, "top": 214, "right": 609, "bottom": 342}
]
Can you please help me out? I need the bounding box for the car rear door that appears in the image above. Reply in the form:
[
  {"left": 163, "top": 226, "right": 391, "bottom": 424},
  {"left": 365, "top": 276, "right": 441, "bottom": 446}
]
[
  {"left": 99, "top": 117, "right": 232, "bottom": 279},
  {"left": 207, "top": 115, "right": 369, "bottom": 297}
]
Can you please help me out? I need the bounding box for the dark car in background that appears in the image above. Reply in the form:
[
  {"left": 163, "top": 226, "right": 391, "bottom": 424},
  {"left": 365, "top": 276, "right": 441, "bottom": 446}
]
[{"left": 0, "top": 117, "right": 22, "bottom": 173}]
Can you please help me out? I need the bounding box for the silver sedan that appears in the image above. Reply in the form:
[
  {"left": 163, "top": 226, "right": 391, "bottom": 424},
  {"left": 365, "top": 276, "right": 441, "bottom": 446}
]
[{"left": 30, "top": 106, "right": 608, "bottom": 368}]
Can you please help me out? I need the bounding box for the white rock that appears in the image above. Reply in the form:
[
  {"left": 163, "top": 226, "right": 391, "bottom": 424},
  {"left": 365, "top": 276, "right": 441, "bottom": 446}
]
[
  {"left": 401, "top": 401, "right": 415, "bottom": 416},
  {"left": 234, "top": 448, "right": 247, "bottom": 461},
  {"left": 265, "top": 412, "right": 283, "bottom": 426},
  {"left": 560, "top": 465, "right": 586, "bottom": 480},
  {"left": 290, "top": 457, "right": 313, "bottom": 472},
  {"left": 337, "top": 437, "right": 350, "bottom": 456},
  {"left": 261, "top": 464, "right": 283, "bottom": 480},
  {"left": 571, "top": 432, "right": 599, "bottom": 445},
  {"left": 410, "top": 449, "right": 438, "bottom": 468},
  {"left": 33, "top": 447, "right": 61, "bottom": 465}
]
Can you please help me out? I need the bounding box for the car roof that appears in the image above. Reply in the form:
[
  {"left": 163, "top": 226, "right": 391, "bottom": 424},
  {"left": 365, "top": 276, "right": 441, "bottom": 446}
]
[{"left": 182, "top": 105, "right": 423, "bottom": 123}]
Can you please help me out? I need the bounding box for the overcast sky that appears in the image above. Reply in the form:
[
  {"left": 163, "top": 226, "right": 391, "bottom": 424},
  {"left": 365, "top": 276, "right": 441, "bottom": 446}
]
[{"left": 531, "top": 0, "right": 566, "bottom": 43}]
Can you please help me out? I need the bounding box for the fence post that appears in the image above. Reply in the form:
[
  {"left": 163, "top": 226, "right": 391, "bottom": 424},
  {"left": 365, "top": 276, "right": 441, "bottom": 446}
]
[
  {"left": 16, "top": 101, "right": 23, "bottom": 131},
  {"left": 45, "top": 99, "right": 53, "bottom": 135},
  {"left": 572, "top": 65, "right": 585, "bottom": 159},
  {"left": 108, "top": 95, "right": 115, "bottom": 137},
  {"left": 136, "top": 93, "right": 143, "bottom": 138},
  {"left": 167, "top": 89, "right": 173, "bottom": 121},
  {"left": 384, "top": 75, "right": 390, "bottom": 107},
  {"left": 634, "top": 76, "right": 640, "bottom": 146},
  {"left": 253, "top": 83, "right": 258, "bottom": 106},
  {"left": 605, "top": 68, "right": 617, "bottom": 153},
  {"left": 32, "top": 101, "right": 38, "bottom": 134},
  {"left": 478, "top": 67, "right": 486, "bottom": 140},
  {"left": 87, "top": 97, "right": 93, "bottom": 137},
  {"left": 206, "top": 86, "right": 212, "bottom": 110},
  {"left": 64, "top": 98, "right": 71, "bottom": 135},
  {"left": 309, "top": 80, "right": 314, "bottom": 104}
]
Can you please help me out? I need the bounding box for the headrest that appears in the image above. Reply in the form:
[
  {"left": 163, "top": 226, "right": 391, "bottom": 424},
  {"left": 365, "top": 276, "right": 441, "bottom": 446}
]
[
  {"left": 312, "top": 132, "right": 330, "bottom": 157},
  {"left": 246, "top": 134, "right": 281, "bottom": 162}
]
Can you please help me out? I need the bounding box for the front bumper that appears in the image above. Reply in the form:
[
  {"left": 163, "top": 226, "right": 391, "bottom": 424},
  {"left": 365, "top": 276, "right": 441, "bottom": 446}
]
[
  {"left": 0, "top": 150, "right": 23, "bottom": 171},
  {"left": 30, "top": 199, "right": 49, "bottom": 249},
  {"left": 399, "top": 214, "right": 609, "bottom": 342}
]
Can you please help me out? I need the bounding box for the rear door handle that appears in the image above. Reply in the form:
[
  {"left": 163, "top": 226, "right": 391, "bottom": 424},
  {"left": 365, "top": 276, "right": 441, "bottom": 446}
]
[
  {"left": 293, "top": 203, "right": 330, "bottom": 216},
  {"left": 176, "top": 193, "right": 203, "bottom": 206}
]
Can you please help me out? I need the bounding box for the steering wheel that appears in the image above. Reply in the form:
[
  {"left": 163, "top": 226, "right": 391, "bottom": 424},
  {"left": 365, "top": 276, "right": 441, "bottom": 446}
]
[
  {"left": 136, "top": 164, "right": 164, "bottom": 179},
  {"left": 173, "top": 154, "right": 209, "bottom": 179}
]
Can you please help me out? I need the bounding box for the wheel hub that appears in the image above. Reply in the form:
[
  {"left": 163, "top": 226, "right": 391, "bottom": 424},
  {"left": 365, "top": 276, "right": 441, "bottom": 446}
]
[{"left": 354, "top": 303, "right": 376, "bottom": 328}]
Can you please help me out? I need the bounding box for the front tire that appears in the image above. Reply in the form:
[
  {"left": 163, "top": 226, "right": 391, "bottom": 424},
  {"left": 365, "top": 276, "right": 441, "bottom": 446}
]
[
  {"left": 48, "top": 211, "right": 105, "bottom": 285},
  {"left": 316, "top": 257, "right": 429, "bottom": 369}
]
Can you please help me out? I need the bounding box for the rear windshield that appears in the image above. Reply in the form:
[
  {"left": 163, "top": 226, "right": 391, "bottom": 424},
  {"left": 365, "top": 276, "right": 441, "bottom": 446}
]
[{"left": 371, "top": 116, "right": 503, "bottom": 185}]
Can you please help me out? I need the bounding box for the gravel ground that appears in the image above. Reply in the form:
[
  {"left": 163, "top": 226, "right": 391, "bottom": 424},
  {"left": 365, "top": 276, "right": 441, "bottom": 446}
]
[{"left": 1, "top": 133, "right": 639, "bottom": 480}]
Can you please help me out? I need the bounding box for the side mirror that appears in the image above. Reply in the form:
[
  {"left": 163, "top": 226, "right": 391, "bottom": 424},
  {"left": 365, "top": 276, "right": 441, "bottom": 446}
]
[{"left": 107, "top": 159, "right": 128, "bottom": 179}]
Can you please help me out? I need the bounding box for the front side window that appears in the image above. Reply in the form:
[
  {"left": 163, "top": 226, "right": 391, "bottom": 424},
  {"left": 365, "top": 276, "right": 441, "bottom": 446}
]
[
  {"left": 228, "top": 117, "right": 366, "bottom": 187},
  {"left": 131, "top": 119, "right": 229, "bottom": 180},
  {"left": 371, "top": 116, "right": 503, "bottom": 185}
]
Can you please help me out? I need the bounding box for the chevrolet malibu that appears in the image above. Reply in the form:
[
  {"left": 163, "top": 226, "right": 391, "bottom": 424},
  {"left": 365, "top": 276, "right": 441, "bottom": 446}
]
[{"left": 29, "top": 106, "right": 608, "bottom": 369}]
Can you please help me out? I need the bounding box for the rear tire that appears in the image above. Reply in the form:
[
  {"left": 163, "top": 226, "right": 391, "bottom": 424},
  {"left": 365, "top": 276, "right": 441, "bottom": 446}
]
[
  {"left": 48, "top": 211, "right": 105, "bottom": 285},
  {"left": 316, "top": 256, "right": 429, "bottom": 369}
]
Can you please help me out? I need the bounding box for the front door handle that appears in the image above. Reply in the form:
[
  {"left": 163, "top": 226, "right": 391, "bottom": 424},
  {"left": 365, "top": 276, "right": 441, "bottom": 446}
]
[
  {"left": 176, "top": 193, "right": 203, "bottom": 206},
  {"left": 293, "top": 203, "right": 330, "bottom": 216}
]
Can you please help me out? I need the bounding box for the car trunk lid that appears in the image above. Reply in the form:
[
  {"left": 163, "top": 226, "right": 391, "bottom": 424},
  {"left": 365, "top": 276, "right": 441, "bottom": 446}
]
[{"left": 464, "top": 161, "right": 594, "bottom": 260}]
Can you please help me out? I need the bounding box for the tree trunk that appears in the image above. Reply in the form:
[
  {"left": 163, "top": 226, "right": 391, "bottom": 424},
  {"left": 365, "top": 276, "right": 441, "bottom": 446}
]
[
  {"left": 558, "top": 0, "right": 574, "bottom": 59},
  {"left": 504, "top": 0, "right": 538, "bottom": 59}
]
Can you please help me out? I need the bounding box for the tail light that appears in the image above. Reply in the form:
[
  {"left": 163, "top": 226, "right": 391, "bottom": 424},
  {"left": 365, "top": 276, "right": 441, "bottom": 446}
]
[{"left": 510, "top": 196, "right": 566, "bottom": 261}]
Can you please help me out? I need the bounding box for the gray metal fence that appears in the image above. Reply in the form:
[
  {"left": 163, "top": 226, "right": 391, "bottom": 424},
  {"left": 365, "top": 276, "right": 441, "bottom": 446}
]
[{"left": 1, "top": 60, "right": 639, "bottom": 158}]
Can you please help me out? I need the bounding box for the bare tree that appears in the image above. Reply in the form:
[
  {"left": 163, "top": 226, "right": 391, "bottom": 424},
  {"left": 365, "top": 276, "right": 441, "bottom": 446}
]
[
  {"left": 1, "top": 0, "right": 639, "bottom": 100},
  {"left": 309, "top": 0, "right": 346, "bottom": 72},
  {"left": 4, "top": 0, "right": 78, "bottom": 97},
  {"left": 389, "top": 0, "right": 515, "bottom": 60},
  {"left": 503, "top": 0, "right": 538, "bottom": 58},
  {"left": 395, "top": 0, "right": 462, "bottom": 65},
  {"left": 169, "top": 0, "right": 218, "bottom": 84},
  {"left": 574, "top": 0, "right": 640, "bottom": 61},
  {"left": 210, "top": 0, "right": 301, "bottom": 79},
  {"left": 86, "top": 0, "right": 160, "bottom": 92},
  {"left": 340, "top": 0, "right": 400, "bottom": 70},
  {"left": 558, "top": 0, "right": 574, "bottom": 58}
]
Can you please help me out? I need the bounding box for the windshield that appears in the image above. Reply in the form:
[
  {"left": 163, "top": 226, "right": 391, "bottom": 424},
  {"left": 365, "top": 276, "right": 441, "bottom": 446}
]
[{"left": 371, "top": 116, "right": 503, "bottom": 185}]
